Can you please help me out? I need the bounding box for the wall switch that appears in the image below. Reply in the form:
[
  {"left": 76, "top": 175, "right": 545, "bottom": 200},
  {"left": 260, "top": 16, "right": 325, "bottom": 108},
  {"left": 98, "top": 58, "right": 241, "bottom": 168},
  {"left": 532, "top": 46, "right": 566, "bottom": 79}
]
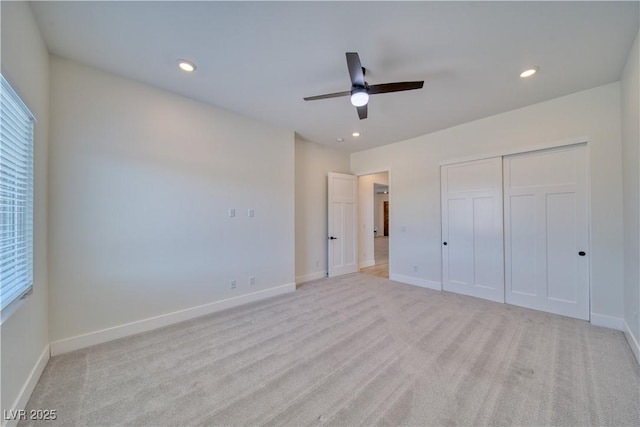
[
  {"left": 249, "top": 276, "right": 255, "bottom": 286},
  {"left": 401, "top": 226, "right": 407, "bottom": 232},
  {"left": 230, "top": 280, "right": 236, "bottom": 289},
  {"left": 248, "top": 208, "right": 255, "bottom": 218},
  {"left": 229, "top": 208, "right": 236, "bottom": 217}
]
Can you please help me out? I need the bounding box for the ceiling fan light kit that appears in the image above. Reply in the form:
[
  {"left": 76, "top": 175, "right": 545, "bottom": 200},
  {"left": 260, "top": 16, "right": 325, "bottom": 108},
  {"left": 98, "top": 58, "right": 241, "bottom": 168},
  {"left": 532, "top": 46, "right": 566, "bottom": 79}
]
[
  {"left": 304, "top": 52, "right": 424, "bottom": 120},
  {"left": 350, "top": 88, "right": 369, "bottom": 107}
]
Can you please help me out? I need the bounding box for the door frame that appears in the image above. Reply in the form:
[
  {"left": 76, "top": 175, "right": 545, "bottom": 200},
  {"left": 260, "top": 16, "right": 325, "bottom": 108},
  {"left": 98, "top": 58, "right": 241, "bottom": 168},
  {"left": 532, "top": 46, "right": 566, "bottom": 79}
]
[
  {"left": 439, "top": 136, "right": 592, "bottom": 320},
  {"left": 356, "top": 168, "right": 392, "bottom": 274}
]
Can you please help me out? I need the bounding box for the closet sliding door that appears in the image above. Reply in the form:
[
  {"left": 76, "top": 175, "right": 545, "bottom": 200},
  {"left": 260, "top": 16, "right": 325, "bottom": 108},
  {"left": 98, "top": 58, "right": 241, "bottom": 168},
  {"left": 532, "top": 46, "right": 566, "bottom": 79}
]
[
  {"left": 503, "top": 145, "right": 589, "bottom": 320},
  {"left": 441, "top": 157, "right": 504, "bottom": 303}
]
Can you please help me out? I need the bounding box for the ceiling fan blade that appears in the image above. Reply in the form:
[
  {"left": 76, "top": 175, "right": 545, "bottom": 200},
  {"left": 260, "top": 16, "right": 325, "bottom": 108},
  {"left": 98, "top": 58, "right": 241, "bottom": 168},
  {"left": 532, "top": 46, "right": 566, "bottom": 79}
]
[
  {"left": 368, "top": 81, "right": 424, "bottom": 95},
  {"left": 303, "top": 90, "right": 351, "bottom": 101},
  {"left": 357, "top": 104, "right": 368, "bottom": 120},
  {"left": 346, "top": 52, "right": 365, "bottom": 87}
]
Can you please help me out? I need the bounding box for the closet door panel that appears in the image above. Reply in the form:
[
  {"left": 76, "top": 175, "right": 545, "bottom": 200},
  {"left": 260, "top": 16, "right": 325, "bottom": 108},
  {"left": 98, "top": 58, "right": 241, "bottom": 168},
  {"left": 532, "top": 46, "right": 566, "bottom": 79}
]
[
  {"left": 441, "top": 157, "right": 504, "bottom": 303},
  {"left": 504, "top": 145, "right": 589, "bottom": 320}
]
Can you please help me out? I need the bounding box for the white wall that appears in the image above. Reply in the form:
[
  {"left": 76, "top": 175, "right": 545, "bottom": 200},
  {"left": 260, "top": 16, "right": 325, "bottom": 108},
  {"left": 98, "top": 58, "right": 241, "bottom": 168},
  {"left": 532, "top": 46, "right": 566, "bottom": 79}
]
[
  {"left": 294, "top": 136, "right": 350, "bottom": 283},
  {"left": 358, "top": 173, "right": 389, "bottom": 267},
  {"left": 0, "top": 1, "right": 50, "bottom": 421},
  {"left": 352, "top": 83, "right": 624, "bottom": 321},
  {"left": 622, "top": 29, "right": 640, "bottom": 361},
  {"left": 48, "top": 57, "right": 295, "bottom": 347}
]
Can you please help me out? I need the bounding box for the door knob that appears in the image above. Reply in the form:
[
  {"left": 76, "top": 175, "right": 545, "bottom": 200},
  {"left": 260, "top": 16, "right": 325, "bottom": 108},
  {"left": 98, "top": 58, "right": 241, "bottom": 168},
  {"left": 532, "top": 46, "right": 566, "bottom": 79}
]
[
  {"left": 443, "top": 242, "right": 448, "bottom": 246},
  {"left": 329, "top": 236, "right": 338, "bottom": 240},
  {"left": 578, "top": 251, "right": 586, "bottom": 256}
]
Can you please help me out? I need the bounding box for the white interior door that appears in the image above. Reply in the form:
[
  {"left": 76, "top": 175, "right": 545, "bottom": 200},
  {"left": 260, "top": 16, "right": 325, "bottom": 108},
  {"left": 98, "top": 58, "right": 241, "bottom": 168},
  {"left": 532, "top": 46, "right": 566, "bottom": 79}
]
[
  {"left": 504, "top": 145, "right": 589, "bottom": 320},
  {"left": 328, "top": 172, "right": 358, "bottom": 277},
  {"left": 441, "top": 158, "right": 504, "bottom": 303}
]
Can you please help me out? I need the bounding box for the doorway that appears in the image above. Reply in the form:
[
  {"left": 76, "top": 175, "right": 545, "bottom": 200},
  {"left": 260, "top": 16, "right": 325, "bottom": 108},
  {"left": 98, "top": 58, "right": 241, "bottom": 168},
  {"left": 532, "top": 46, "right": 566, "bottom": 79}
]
[
  {"left": 383, "top": 201, "right": 389, "bottom": 236},
  {"left": 359, "top": 172, "right": 389, "bottom": 279}
]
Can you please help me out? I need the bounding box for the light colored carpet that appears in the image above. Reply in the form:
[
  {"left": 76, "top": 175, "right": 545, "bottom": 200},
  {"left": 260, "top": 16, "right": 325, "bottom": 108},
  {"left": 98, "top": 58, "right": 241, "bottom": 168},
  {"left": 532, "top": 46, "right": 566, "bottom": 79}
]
[{"left": 23, "top": 273, "right": 640, "bottom": 426}]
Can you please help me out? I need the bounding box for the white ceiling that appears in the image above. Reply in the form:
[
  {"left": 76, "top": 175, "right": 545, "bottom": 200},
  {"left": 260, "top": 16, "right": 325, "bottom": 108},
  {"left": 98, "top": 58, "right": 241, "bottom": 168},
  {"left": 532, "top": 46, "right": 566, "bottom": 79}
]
[
  {"left": 30, "top": 1, "right": 639, "bottom": 153},
  {"left": 374, "top": 183, "right": 389, "bottom": 194}
]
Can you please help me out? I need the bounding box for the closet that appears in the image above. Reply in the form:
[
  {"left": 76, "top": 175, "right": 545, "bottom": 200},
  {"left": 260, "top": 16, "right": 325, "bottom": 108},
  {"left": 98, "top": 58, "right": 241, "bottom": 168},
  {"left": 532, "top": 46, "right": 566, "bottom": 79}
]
[{"left": 441, "top": 144, "right": 590, "bottom": 320}]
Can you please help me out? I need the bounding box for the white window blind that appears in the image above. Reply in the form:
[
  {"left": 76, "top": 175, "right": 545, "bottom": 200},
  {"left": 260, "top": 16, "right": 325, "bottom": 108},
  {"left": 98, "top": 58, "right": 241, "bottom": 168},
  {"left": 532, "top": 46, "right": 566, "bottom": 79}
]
[{"left": 0, "top": 75, "right": 34, "bottom": 312}]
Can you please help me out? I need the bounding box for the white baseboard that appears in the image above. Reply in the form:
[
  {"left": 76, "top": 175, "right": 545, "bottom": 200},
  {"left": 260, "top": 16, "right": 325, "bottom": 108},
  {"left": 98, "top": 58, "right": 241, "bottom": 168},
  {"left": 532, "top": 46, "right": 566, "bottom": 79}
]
[
  {"left": 590, "top": 313, "right": 624, "bottom": 331},
  {"left": 50, "top": 283, "right": 296, "bottom": 356},
  {"left": 359, "top": 259, "right": 375, "bottom": 269},
  {"left": 390, "top": 273, "right": 442, "bottom": 291},
  {"left": 3, "top": 345, "right": 50, "bottom": 427},
  {"left": 295, "top": 271, "right": 327, "bottom": 284},
  {"left": 624, "top": 320, "right": 640, "bottom": 365}
]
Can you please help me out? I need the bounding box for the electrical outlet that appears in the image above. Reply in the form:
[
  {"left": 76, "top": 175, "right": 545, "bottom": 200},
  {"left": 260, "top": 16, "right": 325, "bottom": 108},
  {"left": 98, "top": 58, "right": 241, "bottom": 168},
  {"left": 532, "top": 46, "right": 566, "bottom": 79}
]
[
  {"left": 413, "top": 265, "right": 418, "bottom": 272},
  {"left": 249, "top": 276, "right": 255, "bottom": 286},
  {"left": 248, "top": 208, "right": 254, "bottom": 218},
  {"left": 229, "top": 208, "right": 235, "bottom": 217},
  {"left": 315, "top": 260, "right": 320, "bottom": 267},
  {"left": 230, "top": 280, "right": 236, "bottom": 289}
]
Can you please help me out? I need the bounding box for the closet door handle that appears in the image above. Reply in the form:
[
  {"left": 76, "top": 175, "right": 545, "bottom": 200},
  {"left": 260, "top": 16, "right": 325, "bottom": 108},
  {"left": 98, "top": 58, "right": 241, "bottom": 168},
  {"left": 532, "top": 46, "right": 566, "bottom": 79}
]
[
  {"left": 443, "top": 242, "right": 448, "bottom": 246},
  {"left": 578, "top": 251, "right": 586, "bottom": 256}
]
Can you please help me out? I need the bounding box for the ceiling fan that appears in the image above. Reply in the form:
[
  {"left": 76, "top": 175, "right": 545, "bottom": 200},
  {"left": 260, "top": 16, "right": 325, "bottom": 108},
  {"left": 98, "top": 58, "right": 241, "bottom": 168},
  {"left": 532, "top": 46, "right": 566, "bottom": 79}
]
[{"left": 303, "top": 52, "right": 424, "bottom": 120}]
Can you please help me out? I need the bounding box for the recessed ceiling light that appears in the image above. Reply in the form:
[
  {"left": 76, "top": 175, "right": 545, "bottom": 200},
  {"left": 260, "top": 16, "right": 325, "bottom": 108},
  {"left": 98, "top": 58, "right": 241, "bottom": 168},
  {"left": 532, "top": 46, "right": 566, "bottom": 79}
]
[
  {"left": 336, "top": 137, "right": 344, "bottom": 142},
  {"left": 178, "top": 59, "right": 197, "bottom": 72},
  {"left": 352, "top": 132, "right": 360, "bottom": 137},
  {"left": 520, "top": 66, "right": 539, "bottom": 78}
]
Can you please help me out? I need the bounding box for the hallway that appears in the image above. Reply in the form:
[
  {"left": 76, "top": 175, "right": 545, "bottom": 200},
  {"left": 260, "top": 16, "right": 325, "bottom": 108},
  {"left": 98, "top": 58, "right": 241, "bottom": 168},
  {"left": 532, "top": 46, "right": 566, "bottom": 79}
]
[{"left": 360, "top": 236, "right": 389, "bottom": 278}]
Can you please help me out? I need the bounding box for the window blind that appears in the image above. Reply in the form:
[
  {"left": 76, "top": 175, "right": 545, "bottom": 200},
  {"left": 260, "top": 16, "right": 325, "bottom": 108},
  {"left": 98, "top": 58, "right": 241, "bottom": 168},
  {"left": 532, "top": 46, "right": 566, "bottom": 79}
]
[{"left": 0, "top": 75, "right": 34, "bottom": 312}]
